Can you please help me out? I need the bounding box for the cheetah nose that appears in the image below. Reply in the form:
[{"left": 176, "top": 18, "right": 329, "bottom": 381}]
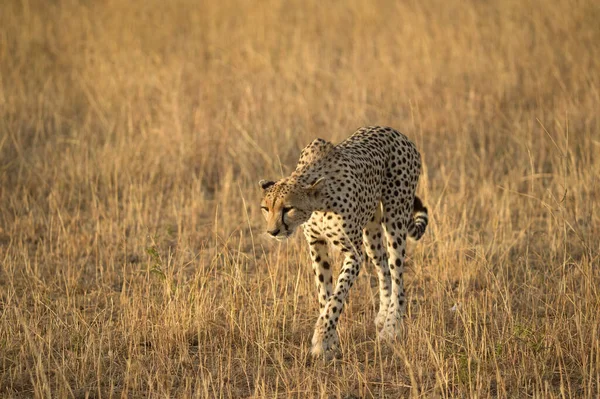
[{"left": 268, "top": 228, "right": 280, "bottom": 237}]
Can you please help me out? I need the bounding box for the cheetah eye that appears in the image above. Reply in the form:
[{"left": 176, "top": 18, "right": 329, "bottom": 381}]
[
  {"left": 261, "top": 206, "right": 269, "bottom": 212},
  {"left": 282, "top": 206, "right": 294, "bottom": 213}
]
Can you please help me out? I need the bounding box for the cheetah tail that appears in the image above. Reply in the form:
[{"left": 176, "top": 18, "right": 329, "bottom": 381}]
[{"left": 408, "top": 196, "right": 428, "bottom": 241}]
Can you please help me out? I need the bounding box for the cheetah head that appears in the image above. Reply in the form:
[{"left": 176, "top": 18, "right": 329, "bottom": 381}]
[{"left": 258, "top": 177, "right": 325, "bottom": 240}]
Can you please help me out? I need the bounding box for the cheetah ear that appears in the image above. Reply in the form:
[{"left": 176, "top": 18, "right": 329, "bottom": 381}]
[
  {"left": 304, "top": 177, "right": 326, "bottom": 195},
  {"left": 259, "top": 179, "right": 276, "bottom": 191}
]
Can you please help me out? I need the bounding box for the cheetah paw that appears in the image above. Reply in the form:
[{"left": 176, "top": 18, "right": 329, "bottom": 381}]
[
  {"left": 311, "top": 326, "right": 340, "bottom": 360},
  {"left": 378, "top": 319, "right": 405, "bottom": 342},
  {"left": 375, "top": 308, "right": 389, "bottom": 330},
  {"left": 378, "top": 326, "right": 400, "bottom": 342}
]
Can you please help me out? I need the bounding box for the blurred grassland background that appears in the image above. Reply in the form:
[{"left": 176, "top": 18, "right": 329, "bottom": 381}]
[{"left": 1, "top": 0, "right": 599, "bottom": 397}]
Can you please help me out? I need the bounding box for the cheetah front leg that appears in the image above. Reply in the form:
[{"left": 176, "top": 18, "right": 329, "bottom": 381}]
[
  {"left": 304, "top": 231, "right": 333, "bottom": 312},
  {"left": 311, "top": 235, "right": 363, "bottom": 359}
]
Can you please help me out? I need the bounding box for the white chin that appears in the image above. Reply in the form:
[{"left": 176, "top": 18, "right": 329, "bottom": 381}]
[{"left": 274, "top": 232, "right": 292, "bottom": 241}]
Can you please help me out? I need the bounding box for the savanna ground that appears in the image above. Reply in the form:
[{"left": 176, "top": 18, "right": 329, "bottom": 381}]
[{"left": 1, "top": 0, "right": 599, "bottom": 397}]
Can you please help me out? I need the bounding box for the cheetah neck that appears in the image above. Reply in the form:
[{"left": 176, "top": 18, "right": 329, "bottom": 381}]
[
  {"left": 289, "top": 173, "right": 331, "bottom": 213},
  {"left": 289, "top": 147, "right": 336, "bottom": 212}
]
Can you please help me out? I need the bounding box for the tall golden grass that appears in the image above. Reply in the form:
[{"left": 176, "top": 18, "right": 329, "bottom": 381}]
[{"left": 1, "top": 0, "right": 599, "bottom": 397}]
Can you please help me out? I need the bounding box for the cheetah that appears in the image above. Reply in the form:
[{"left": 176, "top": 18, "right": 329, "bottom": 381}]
[{"left": 259, "top": 126, "right": 428, "bottom": 358}]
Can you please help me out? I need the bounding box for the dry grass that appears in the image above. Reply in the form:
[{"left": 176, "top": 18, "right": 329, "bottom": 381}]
[{"left": 1, "top": 0, "right": 599, "bottom": 397}]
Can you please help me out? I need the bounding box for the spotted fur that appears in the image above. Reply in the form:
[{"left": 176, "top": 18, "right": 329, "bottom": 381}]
[{"left": 259, "top": 126, "right": 428, "bottom": 358}]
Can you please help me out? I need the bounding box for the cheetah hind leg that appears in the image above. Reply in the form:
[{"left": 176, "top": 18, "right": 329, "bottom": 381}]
[
  {"left": 363, "top": 204, "right": 392, "bottom": 331},
  {"left": 378, "top": 206, "right": 411, "bottom": 341}
]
